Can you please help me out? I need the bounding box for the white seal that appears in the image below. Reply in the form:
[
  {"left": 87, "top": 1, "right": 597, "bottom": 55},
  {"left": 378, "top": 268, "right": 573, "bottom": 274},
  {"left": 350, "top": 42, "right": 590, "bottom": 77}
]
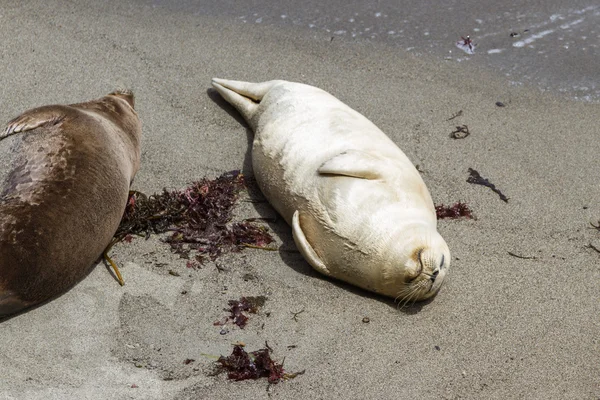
[{"left": 212, "top": 79, "right": 450, "bottom": 302}]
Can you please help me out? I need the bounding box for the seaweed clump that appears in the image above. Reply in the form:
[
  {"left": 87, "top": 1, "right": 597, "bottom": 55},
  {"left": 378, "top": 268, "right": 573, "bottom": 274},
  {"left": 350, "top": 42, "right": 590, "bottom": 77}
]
[
  {"left": 217, "top": 344, "right": 303, "bottom": 384},
  {"left": 214, "top": 296, "right": 266, "bottom": 329},
  {"left": 115, "top": 171, "right": 274, "bottom": 262},
  {"left": 435, "top": 202, "right": 473, "bottom": 219}
]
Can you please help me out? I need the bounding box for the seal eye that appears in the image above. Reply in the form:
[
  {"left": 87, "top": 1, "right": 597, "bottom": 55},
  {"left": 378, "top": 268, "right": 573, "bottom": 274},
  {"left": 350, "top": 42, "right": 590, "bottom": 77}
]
[
  {"left": 417, "top": 248, "right": 424, "bottom": 271},
  {"left": 405, "top": 248, "right": 424, "bottom": 282}
]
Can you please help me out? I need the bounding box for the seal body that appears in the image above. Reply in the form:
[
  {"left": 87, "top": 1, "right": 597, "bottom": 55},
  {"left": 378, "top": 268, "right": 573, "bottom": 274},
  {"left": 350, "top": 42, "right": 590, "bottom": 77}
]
[
  {"left": 212, "top": 79, "right": 450, "bottom": 301},
  {"left": 0, "top": 91, "right": 141, "bottom": 318}
]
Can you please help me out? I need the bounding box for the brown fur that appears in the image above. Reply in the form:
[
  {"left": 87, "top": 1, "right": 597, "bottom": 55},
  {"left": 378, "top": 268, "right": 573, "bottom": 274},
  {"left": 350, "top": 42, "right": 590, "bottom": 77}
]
[{"left": 0, "top": 91, "right": 141, "bottom": 318}]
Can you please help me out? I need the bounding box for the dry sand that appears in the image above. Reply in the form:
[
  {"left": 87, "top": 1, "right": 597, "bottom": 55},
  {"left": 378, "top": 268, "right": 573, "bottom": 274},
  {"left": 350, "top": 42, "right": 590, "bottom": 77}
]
[{"left": 1, "top": 1, "right": 599, "bottom": 399}]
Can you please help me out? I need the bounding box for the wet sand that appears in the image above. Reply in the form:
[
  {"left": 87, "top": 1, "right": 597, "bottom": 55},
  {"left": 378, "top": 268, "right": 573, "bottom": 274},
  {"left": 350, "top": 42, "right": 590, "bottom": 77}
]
[{"left": 0, "top": 1, "right": 599, "bottom": 399}]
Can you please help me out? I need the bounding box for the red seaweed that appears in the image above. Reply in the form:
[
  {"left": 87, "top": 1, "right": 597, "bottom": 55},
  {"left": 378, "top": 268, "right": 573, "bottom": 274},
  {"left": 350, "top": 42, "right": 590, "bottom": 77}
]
[
  {"left": 217, "top": 345, "right": 303, "bottom": 384},
  {"left": 114, "top": 171, "right": 274, "bottom": 262},
  {"left": 215, "top": 296, "right": 266, "bottom": 329},
  {"left": 435, "top": 202, "right": 473, "bottom": 219}
]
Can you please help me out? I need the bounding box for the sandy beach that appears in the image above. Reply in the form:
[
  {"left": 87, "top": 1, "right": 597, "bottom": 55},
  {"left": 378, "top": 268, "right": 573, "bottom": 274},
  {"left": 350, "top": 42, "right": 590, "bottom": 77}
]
[{"left": 1, "top": 1, "right": 599, "bottom": 399}]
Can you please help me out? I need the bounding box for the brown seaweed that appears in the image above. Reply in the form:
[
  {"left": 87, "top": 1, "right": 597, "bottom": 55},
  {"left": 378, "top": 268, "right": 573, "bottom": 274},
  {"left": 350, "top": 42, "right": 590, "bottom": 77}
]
[
  {"left": 114, "top": 171, "right": 274, "bottom": 262},
  {"left": 435, "top": 202, "right": 473, "bottom": 219},
  {"left": 466, "top": 168, "right": 509, "bottom": 203},
  {"left": 507, "top": 251, "right": 536, "bottom": 260},
  {"left": 446, "top": 110, "right": 463, "bottom": 121},
  {"left": 217, "top": 345, "right": 304, "bottom": 383},
  {"left": 450, "top": 125, "right": 470, "bottom": 139}
]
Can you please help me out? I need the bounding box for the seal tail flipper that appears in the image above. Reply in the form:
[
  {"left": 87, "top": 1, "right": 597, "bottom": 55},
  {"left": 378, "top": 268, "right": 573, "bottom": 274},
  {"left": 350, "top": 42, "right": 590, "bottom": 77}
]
[
  {"left": 2, "top": 105, "right": 67, "bottom": 140},
  {"left": 211, "top": 78, "right": 280, "bottom": 122},
  {"left": 292, "top": 210, "right": 332, "bottom": 277}
]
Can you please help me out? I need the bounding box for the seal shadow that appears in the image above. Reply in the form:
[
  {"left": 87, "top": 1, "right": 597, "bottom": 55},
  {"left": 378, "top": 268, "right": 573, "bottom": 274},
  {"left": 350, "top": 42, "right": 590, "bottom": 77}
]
[
  {"left": 207, "top": 88, "right": 431, "bottom": 314},
  {"left": 0, "top": 262, "right": 99, "bottom": 323}
]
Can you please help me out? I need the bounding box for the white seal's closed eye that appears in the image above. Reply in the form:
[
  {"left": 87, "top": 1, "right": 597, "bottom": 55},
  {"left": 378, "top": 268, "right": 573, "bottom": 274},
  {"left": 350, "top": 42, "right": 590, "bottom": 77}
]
[{"left": 212, "top": 78, "right": 450, "bottom": 302}]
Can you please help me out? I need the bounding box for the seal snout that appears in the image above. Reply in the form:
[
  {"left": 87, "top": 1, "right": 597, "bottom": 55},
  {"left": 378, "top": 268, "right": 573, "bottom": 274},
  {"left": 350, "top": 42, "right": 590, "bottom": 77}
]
[
  {"left": 403, "top": 247, "right": 424, "bottom": 282},
  {"left": 406, "top": 246, "right": 438, "bottom": 281}
]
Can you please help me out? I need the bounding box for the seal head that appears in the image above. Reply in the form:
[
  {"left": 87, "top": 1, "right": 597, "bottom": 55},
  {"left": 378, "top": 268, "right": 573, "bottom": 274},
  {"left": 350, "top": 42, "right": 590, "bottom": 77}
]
[{"left": 384, "top": 228, "right": 450, "bottom": 303}]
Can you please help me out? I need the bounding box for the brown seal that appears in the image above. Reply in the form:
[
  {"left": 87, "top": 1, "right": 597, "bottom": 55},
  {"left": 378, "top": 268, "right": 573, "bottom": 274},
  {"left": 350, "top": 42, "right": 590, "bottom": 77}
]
[{"left": 0, "top": 91, "right": 141, "bottom": 318}]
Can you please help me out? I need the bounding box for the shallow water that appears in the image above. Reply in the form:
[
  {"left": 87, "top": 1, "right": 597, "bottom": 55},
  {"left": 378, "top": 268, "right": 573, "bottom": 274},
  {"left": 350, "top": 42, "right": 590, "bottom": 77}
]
[{"left": 147, "top": 0, "right": 600, "bottom": 102}]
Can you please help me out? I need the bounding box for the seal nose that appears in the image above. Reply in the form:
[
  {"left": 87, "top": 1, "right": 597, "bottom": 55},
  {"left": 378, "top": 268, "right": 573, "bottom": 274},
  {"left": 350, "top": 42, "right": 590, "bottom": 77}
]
[{"left": 430, "top": 270, "right": 439, "bottom": 282}]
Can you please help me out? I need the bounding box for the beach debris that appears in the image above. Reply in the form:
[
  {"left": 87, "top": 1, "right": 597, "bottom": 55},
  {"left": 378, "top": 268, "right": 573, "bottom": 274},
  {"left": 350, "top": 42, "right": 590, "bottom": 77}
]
[
  {"left": 507, "top": 251, "right": 536, "bottom": 260},
  {"left": 495, "top": 101, "right": 506, "bottom": 107},
  {"left": 362, "top": 317, "right": 370, "bottom": 323},
  {"left": 184, "top": 358, "right": 195, "bottom": 365},
  {"left": 435, "top": 202, "right": 474, "bottom": 219},
  {"left": 510, "top": 29, "right": 530, "bottom": 38},
  {"left": 446, "top": 110, "right": 463, "bottom": 121},
  {"left": 455, "top": 35, "right": 476, "bottom": 54},
  {"left": 450, "top": 125, "right": 470, "bottom": 139},
  {"left": 585, "top": 243, "right": 600, "bottom": 254},
  {"left": 291, "top": 308, "right": 305, "bottom": 322},
  {"left": 214, "top": 296, "right": 266, "bottom": 329},
  {"left": 114, "top": 171, "right": 274, "bottom": 263},
  {"left": 217, "top": 344, "right": 305, "bottom": 383},
  {"left": 467, "top": 168, "right": 509, "bottom": 202},
  {"left": 103, "top": 240, "right": 125, "bottom": 286}
]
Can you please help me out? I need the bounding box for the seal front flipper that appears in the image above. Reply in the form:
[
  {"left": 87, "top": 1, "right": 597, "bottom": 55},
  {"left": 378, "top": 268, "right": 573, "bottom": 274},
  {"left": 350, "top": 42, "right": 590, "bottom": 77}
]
[
  {"left": 318, "top": 150, "right": 389, "bottom": 180},
  {"left": 292, "top": 210, "right": 332, "bottom": 276},
  {"left": 2, "top": 105, "right": 67, "bottom": 139}
]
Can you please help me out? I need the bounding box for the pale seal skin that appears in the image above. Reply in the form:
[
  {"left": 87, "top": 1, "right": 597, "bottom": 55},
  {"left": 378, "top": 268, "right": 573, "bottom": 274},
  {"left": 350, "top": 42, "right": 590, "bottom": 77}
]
[
  {"left": 212, "top": 79, "right": 450, "bottom": 302},
  {"left": 0, "top": 91, "right": 141, "bottom": 318}
]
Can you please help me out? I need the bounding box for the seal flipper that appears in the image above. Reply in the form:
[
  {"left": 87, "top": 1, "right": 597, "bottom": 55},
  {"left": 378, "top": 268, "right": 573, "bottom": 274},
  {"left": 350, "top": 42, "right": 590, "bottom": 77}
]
[
  {"left": 318, "top": 150, "right": 388, "bottom": 180},
  {"left": 211, "top": 78, "right": 282, "bottom": 124},
  {"left": 2, "top": 106, "right": 66, "bottom": 139},
  {"left": 292, "top": 210, "right": 332, "bottom": 276}
]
